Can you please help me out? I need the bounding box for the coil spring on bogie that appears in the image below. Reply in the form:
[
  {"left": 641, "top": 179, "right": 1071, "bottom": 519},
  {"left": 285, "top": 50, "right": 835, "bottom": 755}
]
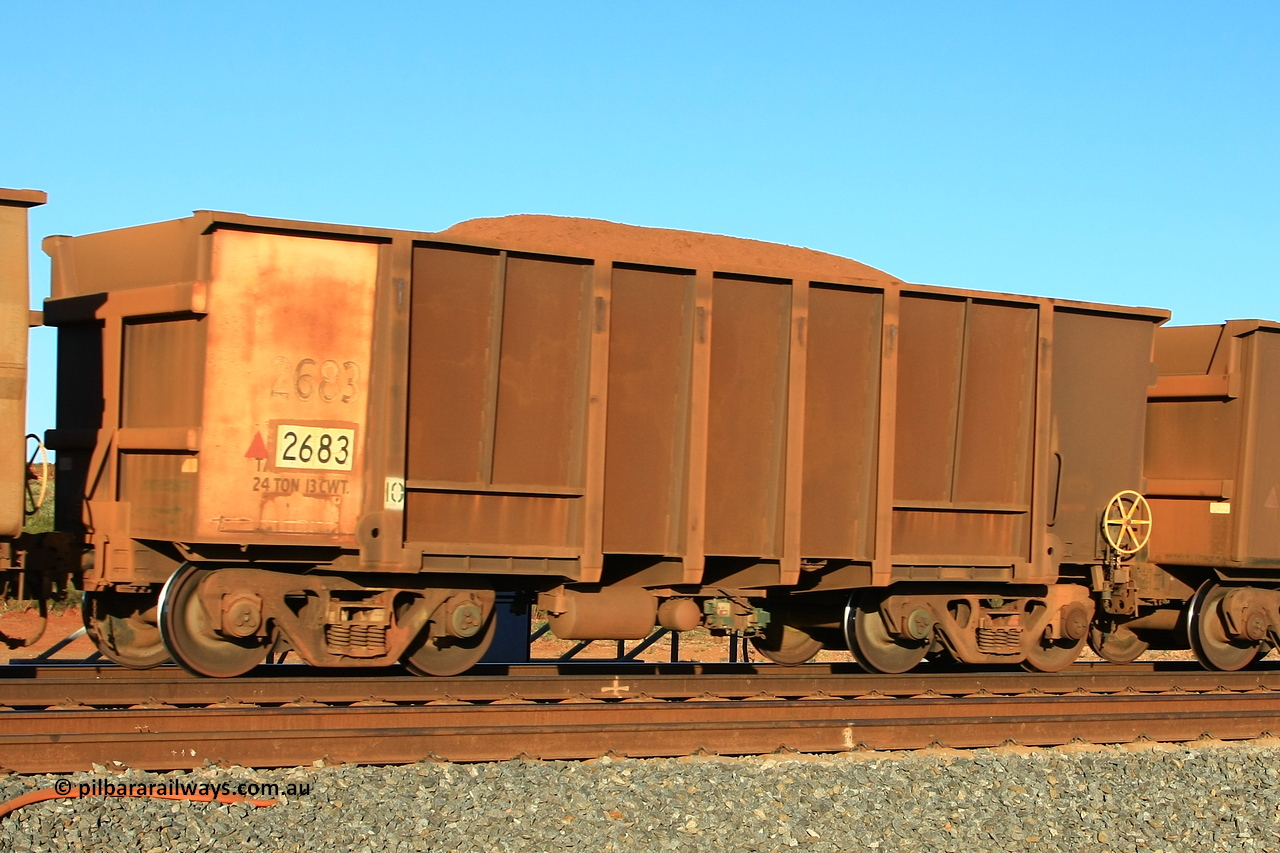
[
  {"left": 326, "top": 622, "right": 387, "bottom": 655},
  {"left": 976, "top": 626, "right": 1022, "bottom": 654}
]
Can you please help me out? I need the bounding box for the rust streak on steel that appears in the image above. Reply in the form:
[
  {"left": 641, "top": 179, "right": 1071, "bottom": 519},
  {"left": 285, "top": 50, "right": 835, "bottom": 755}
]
[{"left": 6, "top": 683, "right": 1280, "bottom": 773}]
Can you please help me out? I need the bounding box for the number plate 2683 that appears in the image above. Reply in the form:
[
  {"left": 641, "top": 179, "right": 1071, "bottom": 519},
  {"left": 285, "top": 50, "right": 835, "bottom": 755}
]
[{"left": 275, "top": 425, "right": 355, "bottom": 471}]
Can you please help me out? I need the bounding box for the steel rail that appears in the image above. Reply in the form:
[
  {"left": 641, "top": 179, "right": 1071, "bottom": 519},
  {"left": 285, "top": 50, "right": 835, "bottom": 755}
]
[
  {"left": 5, "top": 662, "right": 1280, "bottom": 773},
  {"left": 2, "top": 659, "right": 1216, "bottom": 681},
  {"left": 3, "top": 662, "right": 1280, "bottom": 709},
  {"left": 5, "top": 690, "right": 1280, "bottom": 774}
]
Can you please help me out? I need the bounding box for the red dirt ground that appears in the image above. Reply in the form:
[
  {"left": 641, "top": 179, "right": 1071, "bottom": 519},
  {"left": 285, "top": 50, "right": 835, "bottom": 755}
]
[{"left": 0, "top": 608, "right": 94, "bottom": 665}]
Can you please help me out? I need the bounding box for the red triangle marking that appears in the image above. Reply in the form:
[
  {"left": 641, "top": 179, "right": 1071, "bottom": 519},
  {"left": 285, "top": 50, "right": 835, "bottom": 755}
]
[{"left": 245, "top": 431, "right": 268, "bottom": 460}]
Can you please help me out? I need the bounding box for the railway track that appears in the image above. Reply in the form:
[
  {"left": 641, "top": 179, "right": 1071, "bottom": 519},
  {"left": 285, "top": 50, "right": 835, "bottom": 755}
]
[{"left": 6, "top": 662, "right": 1280, "bottom": 773}]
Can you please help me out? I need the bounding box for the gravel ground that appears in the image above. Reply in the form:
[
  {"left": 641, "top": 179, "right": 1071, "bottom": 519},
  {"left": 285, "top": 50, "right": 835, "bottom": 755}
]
[{"left": 3, "top": 740, "right": 1280, "bottom": 852}]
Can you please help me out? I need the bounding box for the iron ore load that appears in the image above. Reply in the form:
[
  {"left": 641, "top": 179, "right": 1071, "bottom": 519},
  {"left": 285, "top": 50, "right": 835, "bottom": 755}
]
[{"left": 4, "top": 190, "right": 1279, "bottom": 676}]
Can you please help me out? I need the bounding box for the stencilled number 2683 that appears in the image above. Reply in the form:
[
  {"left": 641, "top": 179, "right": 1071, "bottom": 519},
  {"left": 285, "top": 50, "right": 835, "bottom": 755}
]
[{"left": 271, "top": 357, "right": 360, "bottom": 403}]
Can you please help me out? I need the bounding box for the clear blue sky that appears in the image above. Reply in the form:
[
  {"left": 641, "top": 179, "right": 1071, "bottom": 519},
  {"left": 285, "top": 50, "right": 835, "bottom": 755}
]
[{"left": 4, "top": 1, "right": 1278, "bottom": 436}]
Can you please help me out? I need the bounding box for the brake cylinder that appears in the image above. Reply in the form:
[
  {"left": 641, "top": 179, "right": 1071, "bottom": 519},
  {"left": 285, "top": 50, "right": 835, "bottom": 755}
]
[{"left": 547, "top": 587, "right": 658, "bottom": 640}]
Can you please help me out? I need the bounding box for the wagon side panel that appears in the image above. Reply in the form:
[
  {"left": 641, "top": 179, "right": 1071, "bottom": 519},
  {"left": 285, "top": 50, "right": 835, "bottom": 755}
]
[
  {"left": 798, "top": 284, "right": 882, "bottom": 561},
  {"left": 1051, "top": 308, "right": 1159, "bottom": 565},
  {"left": 403, "top": 245, "right": 591, "bottom": 556},
  {"left": 600, "top": 266, "right": 694, "bottom": 556},
  {"left": 891, "top": 293, "right": 1038, "bottom": 569}
]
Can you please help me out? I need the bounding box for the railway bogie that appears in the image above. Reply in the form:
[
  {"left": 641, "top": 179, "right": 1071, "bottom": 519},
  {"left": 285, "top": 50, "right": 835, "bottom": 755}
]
[
  {"left": 152, "top": 563, "right": 500, "bottom": 677},
  {"left": 7, "top": 187, "right": 1280, "bottom": 675}
]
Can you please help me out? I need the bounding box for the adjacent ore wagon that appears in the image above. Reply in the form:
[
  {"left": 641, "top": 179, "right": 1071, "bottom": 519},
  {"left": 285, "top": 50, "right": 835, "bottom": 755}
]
[
  {"left": 1129, "top": 320, "right": 1280, "bottom": 670},
  {"left": 40, "top": 209, "right": 1172, "bottom": 676},
  {"left": 0, "top": 190, "right": 44, "bottom": 545},
  {"left": 0, "top": 188, "right": 76, "bottom": 650}
]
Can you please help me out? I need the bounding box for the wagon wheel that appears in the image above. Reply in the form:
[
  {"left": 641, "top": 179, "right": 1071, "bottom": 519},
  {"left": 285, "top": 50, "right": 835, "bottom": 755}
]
[
  {"left": 750, "top": 622, "right": 824, "bottom": 665},
  {"left": 158, "top": 564, "right": 269, "bottom": 678},
  {"left": 402, "top": 610, "right": 496, "bottom": 677},
  {"left": 0, "top": 576, "right": 47, "bottom": 649},
  {"left": 1101, "top": 490, "right": 1152, "bottom": 555},
  {"left": 1022, "top": 628, "right": 1086, "bottom": 672},
  {"left": 1088, "top": 622, "right": 1149, "bottom": 664},
  {"left": 1187, "top": 581, "right": 1268, "bottom": 671},
  {"left": 83, "top": 588, "right": 170, "bottom": 669},
  {"left": 843, "top": 592, "right": 928, "bottom": 674}
]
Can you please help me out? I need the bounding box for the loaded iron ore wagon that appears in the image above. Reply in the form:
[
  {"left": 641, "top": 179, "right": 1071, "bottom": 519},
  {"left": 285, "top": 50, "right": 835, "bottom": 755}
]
[{"left": 38, "top": 207, "right": 1175, "bottom": 676}]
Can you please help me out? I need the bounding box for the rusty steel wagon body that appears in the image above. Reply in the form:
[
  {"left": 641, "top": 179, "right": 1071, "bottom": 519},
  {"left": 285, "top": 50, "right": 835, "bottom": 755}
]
[
  {"left": 0, "top": 189, "right": 67, "bottom": 650},
  {"left": 0, "top": 190, "right": 44, "bottom": 542},
  {"left": 1114, "top": 320, "right": 1280, "bottom": 670},
  {"left": 37, "top": 208, "right": 1173, "bottom": 676}
]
